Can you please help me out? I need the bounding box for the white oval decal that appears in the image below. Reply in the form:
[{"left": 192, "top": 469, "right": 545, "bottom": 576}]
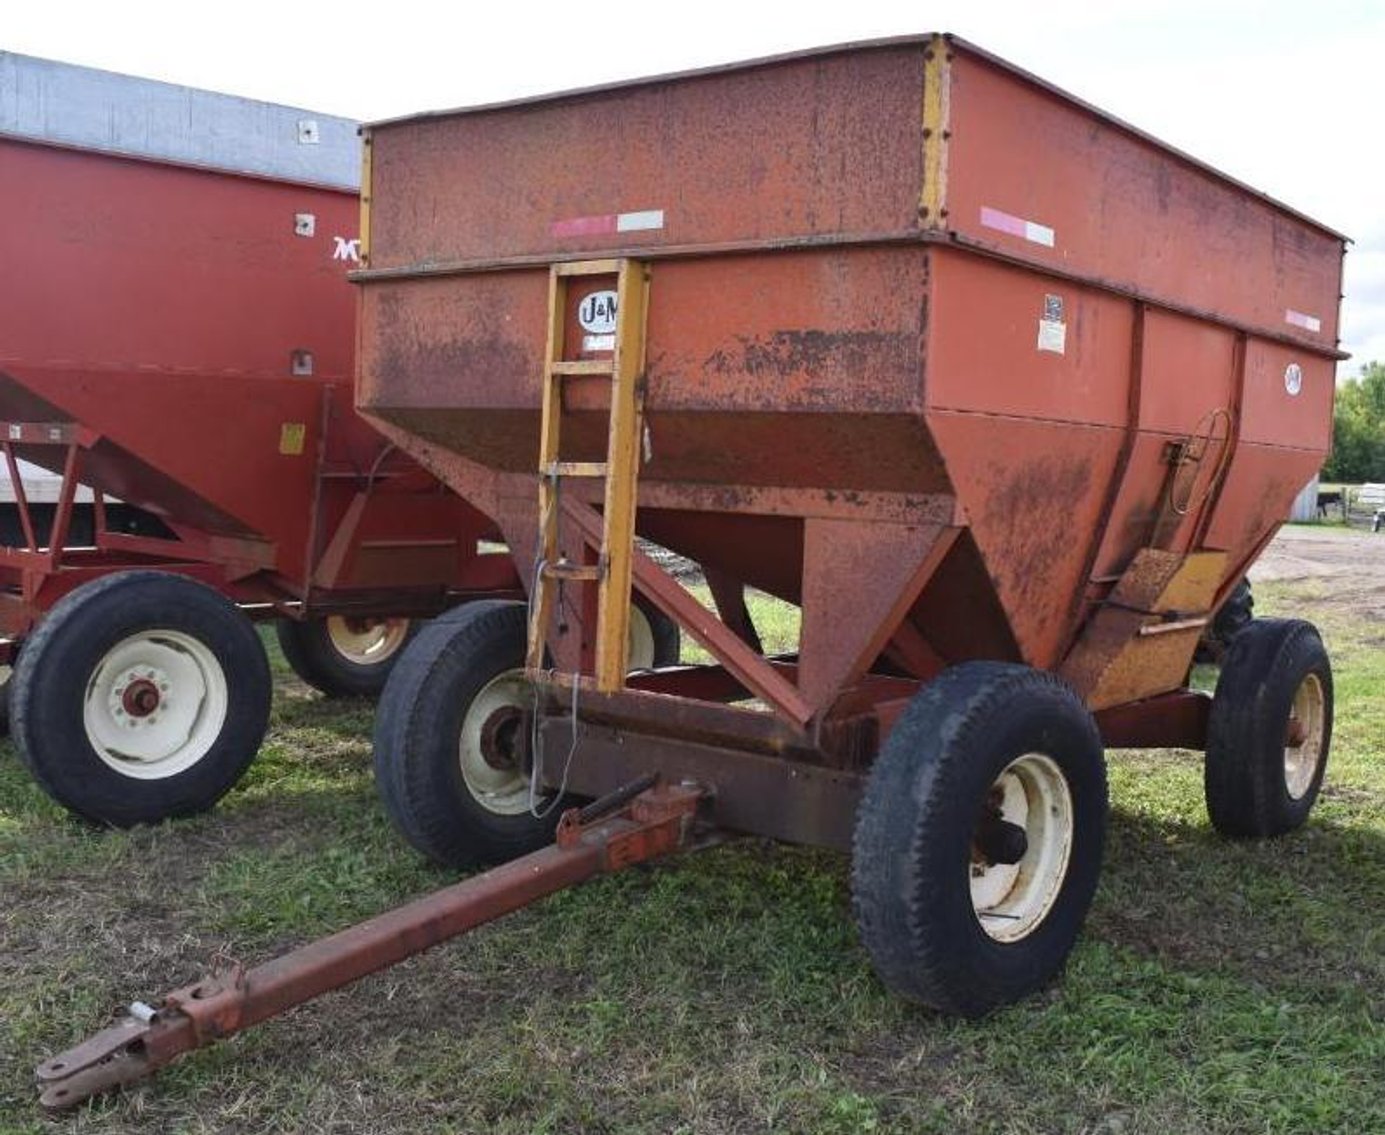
[
  {"left": 577, "top": 290, "right": 618, "bottom": 335},
  {"left": 1284, "top": 363, "right": 1303, "bottom": 396}
]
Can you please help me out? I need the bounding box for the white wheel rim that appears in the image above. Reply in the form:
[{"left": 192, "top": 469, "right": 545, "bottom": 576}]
[
  {"left": 457, "top": 609, "right": 662, "bottom": 817},
  {"left": 1285, "top": 673, "right": 1326, "bottom": 800},
  {"left": 83, "top": 630, "right": 229, "bottom": 780},
  {"left": 970, "top": 753, "right": 1074, "bottom": 943},
  {"left": 458, "top": 668, "right": 533, "bottom": 816},
  {"left": 325, "top": 616, "right": 411, "bottom": 666},
  {"left": 628, "top": 605, "right": 657, "bottom": 671}
]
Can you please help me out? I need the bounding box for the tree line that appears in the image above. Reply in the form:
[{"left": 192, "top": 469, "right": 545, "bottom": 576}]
[{"left": 1323, "top": 361, "right": 1385, "bottom": 484}]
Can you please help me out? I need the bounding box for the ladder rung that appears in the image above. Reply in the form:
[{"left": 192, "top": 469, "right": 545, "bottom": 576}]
[
  {"left": 531, "top": 254, "right": 648, "bottom": 692},
  {"left": 543, "top": 461, "right": 608, "bottom": 479},
  {"left": 554, "top": 259, "right": 622, "bottom": 278},
  {"left": 549, "top": 359, "right": 615, "bottom": 376},
  {"left": 542, "top": 561, "right": 605, "bottom": 582}
]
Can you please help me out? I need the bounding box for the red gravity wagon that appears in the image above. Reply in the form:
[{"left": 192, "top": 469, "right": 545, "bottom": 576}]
[
  {"left": 36, "top": 36, "right": 1345, "bottom": 1108},
  {"left": 0, "top": 54, "right": 536, "bottom": 826}
]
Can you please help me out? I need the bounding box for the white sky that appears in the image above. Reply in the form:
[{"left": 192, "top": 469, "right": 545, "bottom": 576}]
[{"left": 5, "top": 0, "right": 1383, "bottom": 376}]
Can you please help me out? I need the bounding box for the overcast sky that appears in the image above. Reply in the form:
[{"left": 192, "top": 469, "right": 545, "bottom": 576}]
[{"left": 5, "top": 0, "right": 1382, "bottom": 376}]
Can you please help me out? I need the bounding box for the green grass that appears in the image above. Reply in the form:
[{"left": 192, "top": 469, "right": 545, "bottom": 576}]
[
  {"left": 1, "top": 580, "right": 1383, "bottom": 1133},
  {"left": 679, "top": 583, "right": 801, "bottom": 663}
]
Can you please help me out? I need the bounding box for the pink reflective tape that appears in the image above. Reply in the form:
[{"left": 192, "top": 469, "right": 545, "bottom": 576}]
[
  {"left": 551, "top": 214, "right": 619, "bottom": 237},
  {"left": 980, "top": 205, "right": 1055, "bottom": 248},
  {"left": 1285, "top": 309, "right": 1322, "bottom": 333},
  {"left": 551, "top": 209, "right": 665, "bottom": 238}
]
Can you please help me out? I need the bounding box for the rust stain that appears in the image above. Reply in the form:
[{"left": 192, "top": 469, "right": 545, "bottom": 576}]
[
  {"left": 707, "top": 329, "right": 910, "bottom": 379},
  {"left": 980, "top": 451, "right": 1095, "bottom": 645}
]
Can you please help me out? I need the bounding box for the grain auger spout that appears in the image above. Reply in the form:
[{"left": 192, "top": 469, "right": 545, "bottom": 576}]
[{"left": 36, "top": 778, "right": 704, "bottom": 1111}]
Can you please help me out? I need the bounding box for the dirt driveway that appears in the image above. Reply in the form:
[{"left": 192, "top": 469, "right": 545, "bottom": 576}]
[{"left": 1250, "top": 524, "right": 1385, "bottom": 615}]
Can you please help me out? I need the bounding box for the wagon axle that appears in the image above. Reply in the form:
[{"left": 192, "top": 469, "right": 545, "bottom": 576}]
[{"left": 973, "top": 807, "right": 1029, "bottom": 867}]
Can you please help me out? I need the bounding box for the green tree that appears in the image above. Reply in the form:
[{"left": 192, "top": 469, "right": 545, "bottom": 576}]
[{"left": 1322, "top": 361, "right": 1385, "bottom": 483}]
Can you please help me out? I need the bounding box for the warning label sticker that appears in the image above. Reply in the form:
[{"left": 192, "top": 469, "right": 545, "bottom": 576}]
[
  {"left": 1037, "top": 294, "right": 1066, "bottom": 354},
  {"left": 279, "top": 423, "right": 307, "bottom": 456},
  {"left": 1037, "top": 319, "right": 1067, "bottom": 354}
]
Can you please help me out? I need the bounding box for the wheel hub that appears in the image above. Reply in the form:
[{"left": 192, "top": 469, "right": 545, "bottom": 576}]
[
  {"left": 973, "top": 805, "right": 1029, "bottom": 866},
  {"left": 110, "top": 667, "right": 171, "bottom": 725},
  {"left": 477, "top": 705, "right": 524, "bottom": 771},
  {"left": 970, "top": 752, "right": 1075, "bottom": 943},
  {"left": 325, "top": 616, "right": 410, "bottom": 665},
  {"left": 457, "top": 669, "right": 535, "bottom": 816},
  {"left": 84, "top": 631, "right": 228, "bottom": 779}
]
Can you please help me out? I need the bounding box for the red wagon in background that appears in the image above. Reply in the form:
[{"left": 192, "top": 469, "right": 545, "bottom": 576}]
[{"left": 0, "top": 54, "right": 532, "bottom": 826}]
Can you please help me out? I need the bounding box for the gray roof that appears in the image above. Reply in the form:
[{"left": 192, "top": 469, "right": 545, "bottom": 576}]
[{"left": 0, "top": 51, "right": 359, "bottom": 190}]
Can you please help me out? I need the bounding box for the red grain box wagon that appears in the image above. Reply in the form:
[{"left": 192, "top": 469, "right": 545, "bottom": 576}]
[
  {"left": 38, "top": 36, "right": 1345, "bottom": 1106},
  {"left": 0, "top": 54, "right": 532, "bottom": 825}
]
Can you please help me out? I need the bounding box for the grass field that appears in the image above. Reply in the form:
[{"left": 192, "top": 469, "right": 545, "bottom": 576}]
[{"left": 1, "top": 572, "right": 1382, "bottom": 1134}]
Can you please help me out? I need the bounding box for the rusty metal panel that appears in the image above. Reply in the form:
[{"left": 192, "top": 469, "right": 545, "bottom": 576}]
[
  {"left": 1088, "top": 433, "right": 1194, "bottom": 580},
  {"left": 542, "top": 720, "right": 862, "bottom": 850},
  {"left": 924, "top": 250, "right": 1133, "bottom": 427},
  {"left": 1062, "top": 549, "right": 1225, "bottom": 708},
  {"left": 643, "top": 247, "right": 927, "bottom": 416},
  {"left": 1240, "top": 340, "right": 1334, "bottom": 451},
  {"left": 1086, "top": 309, "right": 1241, "bottom": 579},
  {"left": 797, "top": 520, "right": 955, "bottom": 711},
  {"left": 365, "top": 44, "right": 926, "bottom": 270},
  {"left": 923, "top": 410, "right": 1125, "bottom": 669},
  {"left": 942, "top": 45, "right": 1343, "bottom": 349},
  {"left": 359, "top": 35, "right": 1344, "bottom": 725},
  {"left": 360, "top": 247, "right": 948, "bottom": 494},
  {"left": 1134, "top": 309, "right": 1239, "bottom": 437},
  {"left": 1203, "top": 443, "right": 1326, "bottom": 566},
  {"left": 0, "top": 367, "right": 326, "bottom": 545}
]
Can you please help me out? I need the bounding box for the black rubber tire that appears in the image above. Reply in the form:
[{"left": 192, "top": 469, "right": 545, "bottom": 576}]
[
  {"left": 374, "top": 600, "right": 574, "bottom": 868},
  {"left": 1195, "top": 579, "right": 1254, "bottom": 664},
  {"left": 631, "top": 595, "right": 680, "bottom": 669},
  {"left": 276, "top": 615, "right": 418, "bottom": 698},
  {"left": 10, "top": 571, "right": 271, "bottom": 826},
  {"left": 851, "top": 662, "right": 1108, "bottom": 1017},
  {"left": 1205, "top": 618, "right": 1333, "bottom": 838}
]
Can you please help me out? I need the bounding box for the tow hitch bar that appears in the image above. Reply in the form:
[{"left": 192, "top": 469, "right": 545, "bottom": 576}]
[{"left": 37, "top": 778, "right": 703, "bottom": 1110}]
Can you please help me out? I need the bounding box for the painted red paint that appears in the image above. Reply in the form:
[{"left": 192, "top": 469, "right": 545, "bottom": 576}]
[{"left": 0, "top": 134, "right": 519, "bottom": 642}]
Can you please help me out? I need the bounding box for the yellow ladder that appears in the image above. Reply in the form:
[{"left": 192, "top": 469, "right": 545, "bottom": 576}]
[{"left": 527, "top": 258, "right": 650, "bottom": 693}]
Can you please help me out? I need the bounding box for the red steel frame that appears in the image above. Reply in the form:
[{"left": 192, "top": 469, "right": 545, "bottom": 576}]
[{"left": 0, "top": 410, "right": 520, "bottom": 664}]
